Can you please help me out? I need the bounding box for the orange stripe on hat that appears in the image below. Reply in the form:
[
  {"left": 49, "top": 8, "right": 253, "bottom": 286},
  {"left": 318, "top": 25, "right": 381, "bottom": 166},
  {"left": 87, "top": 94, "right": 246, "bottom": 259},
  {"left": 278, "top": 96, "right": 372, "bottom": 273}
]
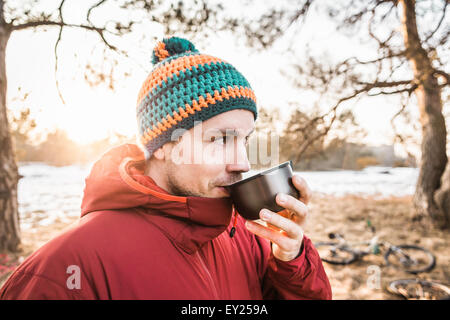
[
  {"left": 136, "top": 54, "right": 226, "bottom": 107},
  {"left": 154, "top": 41, "right": 170, "bottom": 63}
]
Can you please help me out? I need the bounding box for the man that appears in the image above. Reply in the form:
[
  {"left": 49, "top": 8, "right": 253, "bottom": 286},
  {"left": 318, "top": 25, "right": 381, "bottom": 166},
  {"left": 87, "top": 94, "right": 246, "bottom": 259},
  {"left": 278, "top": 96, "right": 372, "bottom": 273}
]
[{"left": 0, "top": 37, "right": 331, "bottom": 299}]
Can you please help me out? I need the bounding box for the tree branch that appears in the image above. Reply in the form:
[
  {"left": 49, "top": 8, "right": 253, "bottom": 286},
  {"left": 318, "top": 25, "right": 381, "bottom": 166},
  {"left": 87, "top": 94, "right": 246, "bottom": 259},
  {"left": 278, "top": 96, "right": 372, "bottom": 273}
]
[
  {"left": 386, "top": 58, "right": 408, "bottom": 81},
  {"left": 54, "top": 0, "right": 66, "bottom": 104},
  {"left": 391, "top": 93, "right": 411, "bottom": 125},
  {"left": 235, "top": 0, "right": 313, "bottom": 49},
  {"left": 379, "top": 1, "right": 396, "bottom": 23},
  {"left": 294, "top": 110, "right": 337, "bottom": 163},
  {"left": 12, "top": 19, "right": 133, "bottom": 59},
  {"left": 434, "top": 69, "right": 450, "bottom": 86},
  {"left": 390, "top": 92, "right": 417, "bottom": 160},
  {"left": 367, "top": 5, "right": 400, "bottom": 60},
  {"left": 341, "top": 50, "right": 406, "bottom": 66},
  {"left": 422, "top": 0, "right": 448, "bottom": 45},
  {"left": 87, "top": 0, "right": 107, "bottom": 26},
  {"left": 286, "top": 0, "right": 313, "bottom": 30},
  {"left": 356, "top": 79, "right": 415, "bottom": 88},
  {"left": 12, "top": 18, "right": 87, "bottom": 32},
  {"left": 366, "top": 85, "right": 418, "bottom": 96},
  {"left": 342, "top": 2, "right": 374, "bottom": 26}
]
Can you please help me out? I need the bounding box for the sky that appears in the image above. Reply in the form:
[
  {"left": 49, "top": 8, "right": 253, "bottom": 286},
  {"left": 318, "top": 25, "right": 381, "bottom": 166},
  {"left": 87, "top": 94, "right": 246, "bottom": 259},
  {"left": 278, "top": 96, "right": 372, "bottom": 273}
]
[{"left": 5, "top": 0, "right": 447, "bottom": 158}]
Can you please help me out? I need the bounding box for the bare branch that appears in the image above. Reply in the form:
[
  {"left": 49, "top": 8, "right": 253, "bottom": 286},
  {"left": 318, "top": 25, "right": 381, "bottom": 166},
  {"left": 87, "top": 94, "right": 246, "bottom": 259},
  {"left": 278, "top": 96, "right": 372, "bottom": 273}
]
[
  {"left": 366, "top": 85, "right": 418, "bottom": 96},
  {"left": 54, "top": 0, "right": 66, "bottom": 104},
  {"left": 13, "top": 20, "right": 87, "bottom": 31},
  {"left": 341, "top": 50, "right": 406, "bottom": 66},
  {"left": 390, "top": 92, "right": 417, "bottom": 160},
  {"left": 379, "top": 1, "right": 396, "bottom": 23},
  {"left": 87, "top": 0, "right": 107, "bottom": 26},
  {"left": 11, "top": 19, "right": 130, "bottom": 55},
  {"left": 436, "top": 28, "right": 449, "bottom": 48},
  {"left": 422, "top": 0, "right": 448, "bottom": 45},
  {"left": 294, "top": 110, "right": 337, "bottom": 163},
  {"left": 27, "top": 20, "right": 130, "bottom": 60},
  {"left": 434, "top": 69, "right": 450, "bottom": 86},
  {"left": 368, "top": 7, "right": 399, "bottom": 57},
  {"left": 342, "top": 3, "right": 374, "bottom": 26},
  {"left": 285, "top": 0, "right": 313, "bottom": 30},
  {"left": 234, "top": 0, "right": 314, "bottom": 49},
  {"left": 292, "top": 92, "right": 360, "bottom": 163},
  {"left": 386, "top": 58, "right": 409, "bottom": 80},
  {"left": 334, "top": 0, "right": 395, "bottom": 32},
  {"left": 391, "top": 93, "right": 411, "bottom": 125},
  {"left": 356, "top": 79, "right": 414, "bottom": 88}
]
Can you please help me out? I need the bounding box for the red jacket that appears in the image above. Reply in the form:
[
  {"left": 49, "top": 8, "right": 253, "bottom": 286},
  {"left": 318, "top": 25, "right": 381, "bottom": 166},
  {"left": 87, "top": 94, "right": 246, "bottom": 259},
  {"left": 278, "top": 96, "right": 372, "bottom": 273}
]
[{"left": 0, "top": 144, "right": 332, "bottom": 300}]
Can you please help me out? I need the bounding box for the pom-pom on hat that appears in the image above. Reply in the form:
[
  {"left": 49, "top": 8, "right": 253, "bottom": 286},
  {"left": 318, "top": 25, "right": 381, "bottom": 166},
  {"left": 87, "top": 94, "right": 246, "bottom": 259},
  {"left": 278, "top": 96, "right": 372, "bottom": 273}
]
[{"left": 136, "top": 36, "right": 258, "bottom": 159}]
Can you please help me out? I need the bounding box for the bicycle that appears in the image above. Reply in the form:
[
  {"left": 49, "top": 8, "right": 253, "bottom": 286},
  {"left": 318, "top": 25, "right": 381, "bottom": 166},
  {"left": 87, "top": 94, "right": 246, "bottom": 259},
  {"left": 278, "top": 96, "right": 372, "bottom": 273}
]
[
  {"left": 386, "top": 279, "right": 450, "bottom": 300},
  {"left": 314, "top": 221, "right": 436, "bottom": 274}
]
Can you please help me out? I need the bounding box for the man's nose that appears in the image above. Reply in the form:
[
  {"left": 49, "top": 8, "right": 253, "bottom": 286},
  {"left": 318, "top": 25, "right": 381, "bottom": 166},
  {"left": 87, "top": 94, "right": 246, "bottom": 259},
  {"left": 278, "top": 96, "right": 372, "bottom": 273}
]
[{"left": 225, "top": 140, "right": 250, "bottom": 173}]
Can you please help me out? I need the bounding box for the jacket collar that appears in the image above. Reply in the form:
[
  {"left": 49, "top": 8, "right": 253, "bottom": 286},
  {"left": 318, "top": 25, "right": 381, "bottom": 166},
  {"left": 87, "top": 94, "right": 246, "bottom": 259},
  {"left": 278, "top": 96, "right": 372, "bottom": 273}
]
[{"left": 81, "top": 144, "right": 234, "bottom": 254}]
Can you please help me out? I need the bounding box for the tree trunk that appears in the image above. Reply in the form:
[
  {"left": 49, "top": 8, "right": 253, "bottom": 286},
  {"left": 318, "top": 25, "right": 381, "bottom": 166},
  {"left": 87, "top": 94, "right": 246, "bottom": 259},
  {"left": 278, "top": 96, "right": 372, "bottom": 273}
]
[
  {"left": 0, "top": 24, "right": 21, "bottom": 252},
  {"left": 435, "top": 162, "right": 450, "bottom": 225},
  {"left": 400, "top": 0, "right": 448, "bottom": 228}
]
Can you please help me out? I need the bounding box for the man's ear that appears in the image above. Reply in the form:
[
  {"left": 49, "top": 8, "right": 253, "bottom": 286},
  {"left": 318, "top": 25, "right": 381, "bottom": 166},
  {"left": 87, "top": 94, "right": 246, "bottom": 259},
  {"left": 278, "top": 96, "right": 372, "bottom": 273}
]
[
  {"left": 153, "top": 142, "right": 177, "bottom": 161},
  {"left": 152, "top": 147, "right": 165, "bottom": 160}
]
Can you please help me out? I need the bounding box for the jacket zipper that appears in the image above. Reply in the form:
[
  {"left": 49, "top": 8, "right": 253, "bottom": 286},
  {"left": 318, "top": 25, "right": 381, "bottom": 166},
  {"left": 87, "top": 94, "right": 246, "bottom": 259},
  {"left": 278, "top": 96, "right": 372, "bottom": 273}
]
[{"left": 195, "top": 251, "right": 219, "bottom": 299}]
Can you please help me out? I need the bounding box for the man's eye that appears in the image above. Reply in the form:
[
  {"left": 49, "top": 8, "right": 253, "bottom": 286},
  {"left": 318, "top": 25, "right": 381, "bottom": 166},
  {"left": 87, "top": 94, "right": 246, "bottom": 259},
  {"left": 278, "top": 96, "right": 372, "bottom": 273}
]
[
  {"left": 222, "top": 135, "right": 230, "bottom": 144},
  {"left": 208, "top": 134, "right": 249, "bottom": 145},
  {"left": 210, "top": 135, "right": 231, "bottom": 145}
]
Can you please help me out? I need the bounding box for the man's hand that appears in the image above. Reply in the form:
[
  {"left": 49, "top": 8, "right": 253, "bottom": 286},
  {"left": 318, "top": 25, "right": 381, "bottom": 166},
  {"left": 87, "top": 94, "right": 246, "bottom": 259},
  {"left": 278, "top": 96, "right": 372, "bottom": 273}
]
[{"left": 244, "top": 174, "right": 312, "bottom": 261}]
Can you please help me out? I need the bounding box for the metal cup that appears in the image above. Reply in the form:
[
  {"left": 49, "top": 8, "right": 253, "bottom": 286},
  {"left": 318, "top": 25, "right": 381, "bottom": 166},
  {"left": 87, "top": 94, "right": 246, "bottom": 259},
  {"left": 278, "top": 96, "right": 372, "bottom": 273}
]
[{"left": 225, "top": 160, "right": 299, "bottom": 220}]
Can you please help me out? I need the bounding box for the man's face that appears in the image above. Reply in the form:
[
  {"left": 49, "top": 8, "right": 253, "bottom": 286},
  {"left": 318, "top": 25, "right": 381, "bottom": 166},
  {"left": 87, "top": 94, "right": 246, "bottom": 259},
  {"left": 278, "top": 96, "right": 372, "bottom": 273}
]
[{"left": 150, "top": 109, "right": 255, "bottom": 198}]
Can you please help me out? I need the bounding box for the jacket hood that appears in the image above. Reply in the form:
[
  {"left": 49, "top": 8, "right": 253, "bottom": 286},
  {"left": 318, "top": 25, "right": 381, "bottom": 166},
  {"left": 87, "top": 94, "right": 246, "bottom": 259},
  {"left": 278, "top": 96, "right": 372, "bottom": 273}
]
[{"left": 81, "top": 143, "right": 234, "bottom": 253}]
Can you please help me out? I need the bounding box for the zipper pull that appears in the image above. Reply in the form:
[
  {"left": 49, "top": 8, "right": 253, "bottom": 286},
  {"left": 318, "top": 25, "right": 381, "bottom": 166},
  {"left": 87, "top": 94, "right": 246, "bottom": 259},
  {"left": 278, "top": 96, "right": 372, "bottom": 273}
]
[{"left": 229, "top": 204, "right": 238, "bottom": 238}]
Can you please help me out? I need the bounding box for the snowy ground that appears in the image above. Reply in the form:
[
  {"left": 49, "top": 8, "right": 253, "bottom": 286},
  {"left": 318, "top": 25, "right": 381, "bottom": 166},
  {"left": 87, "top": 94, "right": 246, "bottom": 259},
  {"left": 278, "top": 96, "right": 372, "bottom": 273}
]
[
  {"left": 17, "top": 163, "right": 418, "bottom": 230},
  {"left": 18, "top": 163, "right": 92, "bottom": 230}
]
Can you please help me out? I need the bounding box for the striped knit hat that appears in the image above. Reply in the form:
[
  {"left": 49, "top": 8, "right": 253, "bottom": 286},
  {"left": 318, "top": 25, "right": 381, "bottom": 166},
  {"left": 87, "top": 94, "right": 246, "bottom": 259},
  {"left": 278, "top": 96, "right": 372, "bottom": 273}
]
[{"left": 136, "top": 36, "right": 258, "bottom": 159}]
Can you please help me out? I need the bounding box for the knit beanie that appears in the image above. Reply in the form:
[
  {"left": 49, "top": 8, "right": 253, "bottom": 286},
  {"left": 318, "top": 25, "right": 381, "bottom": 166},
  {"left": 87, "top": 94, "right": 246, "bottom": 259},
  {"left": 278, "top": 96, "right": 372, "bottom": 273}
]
[{"left": 136, "top": 36, "right": 258, "bottom": 159}]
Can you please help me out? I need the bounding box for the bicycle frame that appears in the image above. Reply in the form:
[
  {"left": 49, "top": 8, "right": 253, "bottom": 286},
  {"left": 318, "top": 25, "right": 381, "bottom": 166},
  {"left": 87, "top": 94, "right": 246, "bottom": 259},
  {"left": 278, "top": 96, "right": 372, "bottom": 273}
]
[{"left": 330, "top": 233, "right": 386, "bottom": 257}]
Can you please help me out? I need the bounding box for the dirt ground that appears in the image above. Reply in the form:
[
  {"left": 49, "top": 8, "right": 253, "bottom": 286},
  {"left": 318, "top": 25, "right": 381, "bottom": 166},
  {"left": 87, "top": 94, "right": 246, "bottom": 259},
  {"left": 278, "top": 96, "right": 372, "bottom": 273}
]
[
  {"left": 306, "top": 194, "right": 450, "bottom": 299},
  {"left": 1, "top": 195, "right": 449, "bottom": 299}
]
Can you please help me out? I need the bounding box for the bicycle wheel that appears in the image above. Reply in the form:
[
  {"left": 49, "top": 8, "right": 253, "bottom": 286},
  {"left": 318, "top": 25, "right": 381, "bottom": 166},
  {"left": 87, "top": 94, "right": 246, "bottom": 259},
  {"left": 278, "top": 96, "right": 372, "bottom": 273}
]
[
  {"left": 384, "top": 245, "right": 436, "bottom": 274},
  {"left": 387, "top": 279, "right": 450, "bottom": 300},
  {"left": 314, "top": 242, "right": 358, "bottom": 265}
]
